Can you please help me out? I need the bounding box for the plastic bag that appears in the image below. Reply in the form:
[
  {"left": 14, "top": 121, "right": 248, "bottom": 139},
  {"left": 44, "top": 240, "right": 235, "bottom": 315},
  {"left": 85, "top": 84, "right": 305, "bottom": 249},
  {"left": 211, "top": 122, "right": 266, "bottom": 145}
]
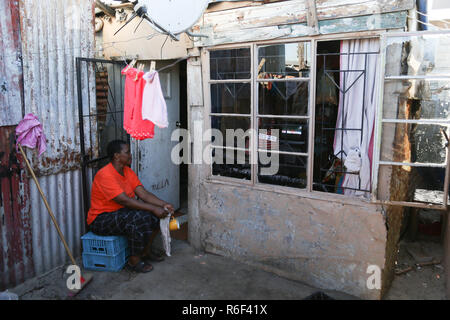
[
  {"left": 344, "top": 148, "right": 361, "bottom": 173},
  {"left": 0, "top": 290, "right": 19, "bottom": 300},
  {"left": 159, "top": 214, "right": 171, "bottom": 257}
]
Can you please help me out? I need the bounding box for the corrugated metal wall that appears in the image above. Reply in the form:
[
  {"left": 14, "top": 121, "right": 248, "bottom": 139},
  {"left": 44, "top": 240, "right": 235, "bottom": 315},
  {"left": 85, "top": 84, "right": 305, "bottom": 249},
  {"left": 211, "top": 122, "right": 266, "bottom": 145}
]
[
  {"left": 0, "top": 0, "right": 33, "bottom": 291},
  {"left": 0, "top": 126, "right": 33, "bottom": 291},
  {"left": 0, "top": 0, "right": 24, "bottom": 127},
  {"left": 0, "top": 0, "right": 96, "bottom": 289},
  {"left": 19, "top": 0, "right": 95, "bottom": 277}
]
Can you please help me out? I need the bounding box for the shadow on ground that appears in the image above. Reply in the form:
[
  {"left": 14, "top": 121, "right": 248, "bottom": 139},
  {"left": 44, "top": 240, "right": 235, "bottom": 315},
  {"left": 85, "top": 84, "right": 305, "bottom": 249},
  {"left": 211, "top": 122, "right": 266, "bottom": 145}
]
[{"left": 11, "top": 238, "right": 357, "bottom": 300}]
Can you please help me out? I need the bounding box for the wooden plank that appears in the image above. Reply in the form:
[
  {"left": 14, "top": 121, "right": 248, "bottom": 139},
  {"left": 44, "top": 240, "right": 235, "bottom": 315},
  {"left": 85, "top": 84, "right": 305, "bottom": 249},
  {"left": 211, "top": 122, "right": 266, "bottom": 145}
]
[
  {"left": 195, "top": 11, "right": 407, "bottom": 47},
  {"left": 196, "top": 23, "right": 315, "bottom": 47},
  {"left": 316, "top": 0, "right": 414, "bottom": 20},
  {"left": 206, "top": 1, "right": 263, "bottom": 13},
  {"left": 306, "top": 0, "right": 319, "bottom": 34},
  {"left": 198, "top": 0, "right": 307, "bottom": 32},
  {"left": 318, "top": 11, "right": 407, "bottom": 34},
  {"left": 195, "top": 0, "right": 414, "bottom": 34}
]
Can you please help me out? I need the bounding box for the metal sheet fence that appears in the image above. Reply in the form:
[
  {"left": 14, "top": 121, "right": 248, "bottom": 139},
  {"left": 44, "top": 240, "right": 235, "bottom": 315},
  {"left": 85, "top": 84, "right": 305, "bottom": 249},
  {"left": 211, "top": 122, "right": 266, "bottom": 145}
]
[{"left": 0, "top": 0, "right": 96, "bottom": 290}]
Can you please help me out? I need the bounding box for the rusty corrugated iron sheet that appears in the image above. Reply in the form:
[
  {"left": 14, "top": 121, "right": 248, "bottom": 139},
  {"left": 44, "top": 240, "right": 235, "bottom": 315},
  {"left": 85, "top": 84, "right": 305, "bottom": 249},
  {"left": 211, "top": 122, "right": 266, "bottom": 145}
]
[
  {"left": 0, "top": 0, "right": 33, "bottom": 291},
  {"left": 19, "top": 0, "right": 96, "bottom": 177},
  {"left": 18, "top": 0, "right": 95, "bottom": 280},
  {"left": 2, "top": 0, "right": 96, "bottom": 289},
  {"left": 0, "top": 126, "right": 34, "bottom": 291},
  {"left": 0, "top": 0, "right": 24, "bottom": 126}
]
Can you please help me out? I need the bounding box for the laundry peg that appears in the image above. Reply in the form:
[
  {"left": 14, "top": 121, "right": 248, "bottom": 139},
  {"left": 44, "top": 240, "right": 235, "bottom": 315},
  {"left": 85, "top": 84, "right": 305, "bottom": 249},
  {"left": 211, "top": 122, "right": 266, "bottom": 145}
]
[
  {"left": 124, "top": 58, "right": 137, "bottom": 72},
  {"left": 150, "top": 61, "right": 156, "bottom": 73},
  {"left": 134, "top": 63, "right": 143, "bottom": 81}
]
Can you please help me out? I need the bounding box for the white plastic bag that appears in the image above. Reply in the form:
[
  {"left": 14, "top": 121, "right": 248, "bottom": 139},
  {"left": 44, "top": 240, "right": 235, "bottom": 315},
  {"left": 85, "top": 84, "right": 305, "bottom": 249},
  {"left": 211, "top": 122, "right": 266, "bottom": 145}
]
[
  {"left": 0, "top": 290, "right": 19, "bottom": 300},
  {"left": 159, "top": 214, "right": 171, "bottom": 257},
  {"left": 344, "top": 148, "right": 361, "bottom": 173}
]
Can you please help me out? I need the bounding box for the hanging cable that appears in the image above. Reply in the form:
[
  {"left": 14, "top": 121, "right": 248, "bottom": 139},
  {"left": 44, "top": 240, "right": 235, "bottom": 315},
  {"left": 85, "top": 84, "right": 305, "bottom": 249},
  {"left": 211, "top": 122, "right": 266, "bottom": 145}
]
[
  {"left": 407, "top": 14, "right": 446, "bottom": 30},
  {"left": 156, "top": 55, "right": 192, "bottom": 73},
  {"left": 416, "top": 10, "right": 450, "bottom": 27},
  {"left": 160, "top": 35, "right": 169, "bottom": 60}
]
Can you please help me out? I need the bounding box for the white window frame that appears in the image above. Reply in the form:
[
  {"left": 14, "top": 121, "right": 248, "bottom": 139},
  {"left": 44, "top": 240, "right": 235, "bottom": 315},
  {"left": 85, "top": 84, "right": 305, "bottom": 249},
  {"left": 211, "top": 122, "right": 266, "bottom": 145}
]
[
  {"left": 372, "top": 30, "right": 450, "bottom": 210},
  {"left": 203, "top": 32, "right": 450, "bottom": 206},
  {"left": 204, "top": 39, "right": 316, "bottom": 190}
]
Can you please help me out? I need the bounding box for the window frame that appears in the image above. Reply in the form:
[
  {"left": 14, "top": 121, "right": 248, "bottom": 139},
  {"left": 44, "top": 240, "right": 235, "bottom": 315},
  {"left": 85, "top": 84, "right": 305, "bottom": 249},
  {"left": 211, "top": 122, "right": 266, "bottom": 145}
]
[
  {"left": 254, "top": 40, "right": 314, "bottom": 191},
  {"left": 371, "top": 30, "right": 450, "bottom": 210},
  {"left": 204, "top": 43, "right": 255, "bottom": 186},
  {"left": 203, "top": 33, "right": 443, "bottom": 205}
]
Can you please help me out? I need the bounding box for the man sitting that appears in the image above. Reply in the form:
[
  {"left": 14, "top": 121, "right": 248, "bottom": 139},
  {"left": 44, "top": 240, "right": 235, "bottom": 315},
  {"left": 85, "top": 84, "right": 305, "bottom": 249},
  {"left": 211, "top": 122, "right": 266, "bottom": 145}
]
[{"left": 87, "top": 139, "right": 174, "bottom": 273}]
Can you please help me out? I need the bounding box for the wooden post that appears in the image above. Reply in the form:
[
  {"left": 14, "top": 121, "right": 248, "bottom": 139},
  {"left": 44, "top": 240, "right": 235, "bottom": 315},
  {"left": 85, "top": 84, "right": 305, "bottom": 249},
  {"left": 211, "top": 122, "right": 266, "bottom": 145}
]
[{"left": 305, "top": 0, "right": 319, "bottom": 34}]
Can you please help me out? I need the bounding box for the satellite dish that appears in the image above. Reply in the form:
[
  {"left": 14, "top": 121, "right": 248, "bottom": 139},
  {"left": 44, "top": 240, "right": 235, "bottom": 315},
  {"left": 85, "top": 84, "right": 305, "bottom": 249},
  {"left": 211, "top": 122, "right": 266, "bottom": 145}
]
[{"left": 140, "top": 0, "right": 210, "bottom": 35}]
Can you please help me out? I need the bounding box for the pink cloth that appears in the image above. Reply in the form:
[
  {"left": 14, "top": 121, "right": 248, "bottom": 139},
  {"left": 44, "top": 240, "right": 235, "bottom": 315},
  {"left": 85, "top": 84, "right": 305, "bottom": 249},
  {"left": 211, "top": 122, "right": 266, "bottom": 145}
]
[
  {"left": 121, "top": 66, "right": 155, "bottom": 140},
  {"left": 15, "top": 113, "right": 47, "bottom": 156}
]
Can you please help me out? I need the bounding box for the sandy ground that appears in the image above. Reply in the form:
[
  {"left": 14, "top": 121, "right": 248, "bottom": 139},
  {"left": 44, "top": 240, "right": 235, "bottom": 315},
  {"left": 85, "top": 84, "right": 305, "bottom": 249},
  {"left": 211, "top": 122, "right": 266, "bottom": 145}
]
[
  {"left": 4, "top": 237, "right": 447, "bottom": 300},
  {"left": 7, "top": 239, "right": 356, "bottom": 300},
  {"left": 384, "top": 240, "right": 446, "bottom": 300}
]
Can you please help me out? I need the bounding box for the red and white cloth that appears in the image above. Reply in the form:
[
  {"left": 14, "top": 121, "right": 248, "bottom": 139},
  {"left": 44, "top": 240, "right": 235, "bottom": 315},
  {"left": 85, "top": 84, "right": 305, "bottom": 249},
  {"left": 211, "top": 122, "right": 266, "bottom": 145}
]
[{"left": 121, "top": 66, "right": 155, "bottom": 140}]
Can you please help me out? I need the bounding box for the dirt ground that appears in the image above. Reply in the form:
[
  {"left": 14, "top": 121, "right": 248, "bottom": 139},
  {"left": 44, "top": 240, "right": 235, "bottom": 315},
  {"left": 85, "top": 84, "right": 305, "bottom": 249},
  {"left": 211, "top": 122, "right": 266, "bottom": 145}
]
[
  {"left": 7, "top": 238, "right": 356, "bottom": 300},
  {"left": 384, "top": 239, "right": 446, "bottom": 300},
  {"left": 4, "top": 233, "right": 448, "bottom": 300}
]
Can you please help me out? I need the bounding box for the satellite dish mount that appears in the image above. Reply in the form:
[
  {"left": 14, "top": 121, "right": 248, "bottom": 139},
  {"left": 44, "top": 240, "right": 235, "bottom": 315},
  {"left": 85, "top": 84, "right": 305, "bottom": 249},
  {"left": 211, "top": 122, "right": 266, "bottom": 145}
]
[{"left": 113, "top": 0, "right": 210, "bottom": 41}]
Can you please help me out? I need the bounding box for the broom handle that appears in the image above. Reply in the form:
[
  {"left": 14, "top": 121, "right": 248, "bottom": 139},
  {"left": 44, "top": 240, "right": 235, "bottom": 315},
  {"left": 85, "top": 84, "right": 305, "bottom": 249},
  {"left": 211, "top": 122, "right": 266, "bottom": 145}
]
[{"left": 18, "top": 144, "right": 77, "bottom": 266}]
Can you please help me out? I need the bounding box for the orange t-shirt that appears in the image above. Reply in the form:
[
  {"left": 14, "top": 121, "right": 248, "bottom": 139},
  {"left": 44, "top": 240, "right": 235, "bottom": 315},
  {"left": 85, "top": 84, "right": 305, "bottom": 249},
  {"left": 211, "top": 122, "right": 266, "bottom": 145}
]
[{"left": 87, "top": 163, "right": 142, "bottom": 225}]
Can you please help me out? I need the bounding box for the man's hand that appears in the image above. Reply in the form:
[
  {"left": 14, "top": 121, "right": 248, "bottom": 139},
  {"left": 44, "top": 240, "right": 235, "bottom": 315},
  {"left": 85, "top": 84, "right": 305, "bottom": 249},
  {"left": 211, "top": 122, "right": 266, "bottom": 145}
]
[
  {"left": 154, "top": 206, "right": 170, "bottom": 219},
  {"left": 163, "top": 203, "right": 175, "bottom": 214}
]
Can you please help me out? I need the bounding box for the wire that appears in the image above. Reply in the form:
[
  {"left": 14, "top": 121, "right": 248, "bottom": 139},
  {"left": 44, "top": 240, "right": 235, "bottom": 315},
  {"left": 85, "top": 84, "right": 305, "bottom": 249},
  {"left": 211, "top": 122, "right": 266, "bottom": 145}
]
[
  {"left": 156, "top": 55, "right": 192, "bottom": 73},
  {"left": 1, "top": 30, "right": 166, "bottom": 60},
  {"left": 416, "top": 10, "right": 450, "bottom": 27},
  {"left": 407, "top": 14, "right": 448, "bottom": 30},
  {"left": 160, "top": 35, "right": 169, "bottom": 59}
]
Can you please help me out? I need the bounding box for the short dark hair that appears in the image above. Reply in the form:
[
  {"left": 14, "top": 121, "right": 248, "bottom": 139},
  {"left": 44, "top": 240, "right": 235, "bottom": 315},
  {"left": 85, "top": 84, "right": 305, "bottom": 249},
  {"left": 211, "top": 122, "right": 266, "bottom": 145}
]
[{"left": 107, "top": 140, "right": 128, "bottom": 160}]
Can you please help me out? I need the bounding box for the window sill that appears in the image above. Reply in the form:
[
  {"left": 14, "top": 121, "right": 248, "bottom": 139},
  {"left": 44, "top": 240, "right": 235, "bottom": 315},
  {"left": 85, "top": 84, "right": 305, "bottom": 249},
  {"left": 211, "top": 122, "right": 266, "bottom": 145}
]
[{"left": 205, "top": 176, "right": 375, "bottom": 207}]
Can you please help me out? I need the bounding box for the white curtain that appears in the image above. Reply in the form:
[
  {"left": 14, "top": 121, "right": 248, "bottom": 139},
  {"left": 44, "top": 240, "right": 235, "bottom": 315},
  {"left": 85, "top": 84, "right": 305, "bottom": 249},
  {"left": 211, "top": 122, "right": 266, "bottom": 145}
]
[{"left": 333, "top": 38, "right": 380, "bottom": 198}]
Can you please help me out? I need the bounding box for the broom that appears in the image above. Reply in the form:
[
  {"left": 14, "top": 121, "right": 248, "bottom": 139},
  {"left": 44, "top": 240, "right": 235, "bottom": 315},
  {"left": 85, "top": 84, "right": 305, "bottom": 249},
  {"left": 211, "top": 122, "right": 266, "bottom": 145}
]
[{"left": 18, "top": 143, "right": 93, "bottom": 295}]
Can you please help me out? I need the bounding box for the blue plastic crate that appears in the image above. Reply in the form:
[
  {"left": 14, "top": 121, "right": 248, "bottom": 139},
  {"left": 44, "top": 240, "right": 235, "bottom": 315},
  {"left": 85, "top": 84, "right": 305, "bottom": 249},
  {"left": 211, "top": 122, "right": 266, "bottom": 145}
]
[
  {"left": 82, "top": 248, "right": 129, "bottom": 272},
  {"left": 81, "top": 232, "right": 128, "bottom": 256}
]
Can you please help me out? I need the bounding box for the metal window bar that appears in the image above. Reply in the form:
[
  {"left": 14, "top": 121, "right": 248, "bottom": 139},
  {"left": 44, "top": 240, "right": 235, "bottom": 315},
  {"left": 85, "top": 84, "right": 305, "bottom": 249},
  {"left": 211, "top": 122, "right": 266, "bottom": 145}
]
[
  {"left": 314, "top": 51, "right": 379, "bottom": 194},
  {"left": 76, "top": 57, "right": 129, "bottom": 226}
]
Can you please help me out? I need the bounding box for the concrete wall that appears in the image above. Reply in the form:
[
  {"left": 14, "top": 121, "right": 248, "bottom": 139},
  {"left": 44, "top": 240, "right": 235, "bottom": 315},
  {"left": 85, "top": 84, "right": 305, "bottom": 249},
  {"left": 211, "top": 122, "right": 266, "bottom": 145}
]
[
  {"left": 98, "top": 8, "right": 192, "bottom": 60},
  {"left": 196, "top": 181, "right": 386, "bottom": 299}
]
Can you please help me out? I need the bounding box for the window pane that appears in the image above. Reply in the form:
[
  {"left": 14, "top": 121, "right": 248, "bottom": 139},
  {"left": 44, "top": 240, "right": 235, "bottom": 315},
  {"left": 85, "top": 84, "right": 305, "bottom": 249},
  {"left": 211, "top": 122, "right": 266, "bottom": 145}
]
[
  {"left": 211, "top": 83, "right": 251, "bottom": 114},
  {"left": 210, "top": 48, "right": 251, "bottom": 80},
  {"left": 258, "top": 118, "right": 308, "bottom": 153},
  {"left": 380, "top": 123, "right": 448, "bottom": 164},
  {"left": 258, "top": 81, "right": 309, "bottom": 116},
  {"left": 258, "top": 42, "right": 311, "bottom": 78},
  {"left": 258, "top": 152, "right": 307, "bottom": 189},
  {"left": 382, "top": 80, "right": 450, "bottom": 120},
  {"left": 212, "top": 148, "right": 251, "bottom": 180},
  {"left": 377, "top": 165, "right": 448, "bottom": 205},
  {"left": 385, "top": 34, "right": 450, "bottom": 77},
  {"left": 211, "top": 116, "right": 251, "bottom": 149}
]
